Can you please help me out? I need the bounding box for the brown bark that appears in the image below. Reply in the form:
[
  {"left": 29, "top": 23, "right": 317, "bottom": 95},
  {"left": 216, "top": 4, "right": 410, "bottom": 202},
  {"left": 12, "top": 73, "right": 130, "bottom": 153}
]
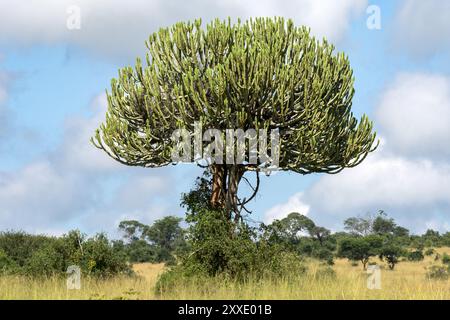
[
  {"left": 210, "top": 164, "right": 225, "bottom": 208},
  {"left": 225, "top": 165, "right": 245, "bottom": 222}
]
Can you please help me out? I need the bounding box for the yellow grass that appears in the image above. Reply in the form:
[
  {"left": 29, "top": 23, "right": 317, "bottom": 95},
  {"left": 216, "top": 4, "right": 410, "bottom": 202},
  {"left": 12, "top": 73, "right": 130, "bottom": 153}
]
[{"left": 1, "top": 250, "right": 450, "bottom": 300}]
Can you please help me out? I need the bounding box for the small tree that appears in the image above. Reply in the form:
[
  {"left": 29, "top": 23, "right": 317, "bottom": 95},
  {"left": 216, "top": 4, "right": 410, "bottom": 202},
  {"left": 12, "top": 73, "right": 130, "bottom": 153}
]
[
  {"left": 379, "top": 244, "right": 404, "bottom": 270},
  {"left": 338, "top": 236, "right": 383, "bottom": 270}
]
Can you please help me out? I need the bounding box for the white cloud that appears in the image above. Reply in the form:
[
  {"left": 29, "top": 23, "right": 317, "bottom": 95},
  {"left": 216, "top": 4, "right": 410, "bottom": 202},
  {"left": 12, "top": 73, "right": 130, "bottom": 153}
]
[
  {"left": 265, "top": 72, "right": 450, "bottom": 233},
  {"left": 0, "top": 70, "right": 12, "bottom": 139},
  {"left": 0, "top": 94, "right": 178, "bottom": 235},
  {"left": 393, "top": 0, "right": 450, "bottom": 57},
  {"left": 264, "top": 192, "right": 310, "bottom": 223},
  {"left": 0, "top": 0, "right": 367, "bottom": 58},
  {"left": 0, "top": 71, "right": 9, "bottom": 104},
  {"left": 376, "top": 73, "right": 450, "bottom": 160},
  {"left": 304, "top": 150, "right": 450, "bottom": 214}
]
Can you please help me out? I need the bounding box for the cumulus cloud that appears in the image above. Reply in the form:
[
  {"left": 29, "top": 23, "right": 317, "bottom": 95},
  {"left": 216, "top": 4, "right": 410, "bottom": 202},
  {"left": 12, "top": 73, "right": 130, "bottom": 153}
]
[
  {"left": 392, "top": 0, "right": 450, "bottom": 57},
  {"left": 0, "top": 0, "right": 367, "bottom": 58},
  {"left": 0, "top": 70, "right": 13, "bottom": 139},
  {"left": 265, "top": 72, "right": 450, "bottom": 233},
  {"left": 0, "top": 94, "right": 178, "bottom": 235},
  {"left": 264, "top": 192, "right": 310, "bottom": 223},
  {"left": 376, "top": 73, "right": 450, "bottom": 160}
]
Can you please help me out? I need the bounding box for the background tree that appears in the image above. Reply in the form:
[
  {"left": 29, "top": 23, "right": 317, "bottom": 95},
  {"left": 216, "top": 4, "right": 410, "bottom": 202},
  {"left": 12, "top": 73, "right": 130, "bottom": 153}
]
[
  {"left": 372, "top": 210, "right": 397, "bottom": 235},
  {"left": 308, "top": 226, "right": 331, "bottom": 246},
  {"left": 338, "top": 235, "right": 383, "bottom": 270},
  {"left": 379, "top": 244, "right": 404, "bottom": 270},
  {"left": 343, "top": 214, "right": 374, "bottom": 236},
  {"left": 118, "top": 216, "right": 186, "bottom": 264},
  {"left": 118, "top": 220, "right": 148, "bottom": 242},
  {"left": 262, "top": 212, "right": 315, "bottom": 247},
  {"left": 92, "top": 17, "right": 377, "bottom": 228},
  {"left": 146, "top": 216, "right": 186, "bottom": 258}
]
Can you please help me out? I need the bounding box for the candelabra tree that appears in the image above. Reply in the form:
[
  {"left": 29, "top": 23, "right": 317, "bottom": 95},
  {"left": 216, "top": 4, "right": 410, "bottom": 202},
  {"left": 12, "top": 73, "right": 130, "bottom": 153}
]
[{"left": 92, "top": 17, "right": 378, "bottom": 226}]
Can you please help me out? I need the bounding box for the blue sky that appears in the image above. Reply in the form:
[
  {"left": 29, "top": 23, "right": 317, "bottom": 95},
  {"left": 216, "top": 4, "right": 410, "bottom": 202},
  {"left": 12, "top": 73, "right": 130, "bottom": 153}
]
[{"left": 1, "top": 0, "right": 450, "bottom": 236}]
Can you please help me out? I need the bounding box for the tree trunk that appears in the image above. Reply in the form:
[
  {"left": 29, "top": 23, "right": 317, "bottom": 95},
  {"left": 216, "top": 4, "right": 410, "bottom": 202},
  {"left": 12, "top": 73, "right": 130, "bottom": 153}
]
[
  {"left": 226, "top": 165, "right": 245, "bottom": 223},
  {"left": 209, "top": 164, "right": 245, "bottom": 224},
  {"left": 210, "top": 164, "right": 225, "bottom": 208},
  {"left": 362, "top": 258, "right": 369, "bottom": 270}
]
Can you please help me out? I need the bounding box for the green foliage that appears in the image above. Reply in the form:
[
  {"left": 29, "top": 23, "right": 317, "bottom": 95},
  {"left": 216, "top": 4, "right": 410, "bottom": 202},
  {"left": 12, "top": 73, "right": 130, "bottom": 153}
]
[
  {"left": 314, "top": 265, "right": 336, "bottom": 279},
  {"left": 0, "top": 231, "right": 131, "bottom": 277},
  {"left": 183, "top": 208, "right": 258, "bottom": 278},
  {"left": 0, "top": 231, "right": 54, "bottom": 268},
  {"left": 312, "top": 248, "right": 334, "bottom": 265},
  {"left": 146, "top": 216, "right": 185, "bottom": 253},
  {"left": 117, "top": 216, "right": 187, "bottom": 264},
  {"left": 423, "top": 229, "right": 441, "bottom": 247},
  {"left": 442, "top": 253, "right": 450, "bottom": 265},
  {"left": 379, "top": 245, "right": 405, "bottom": 270},
  {"left": 407, "top": 250, "right": 425, "bottom": 262},
  {"left": 0, "top": 249, "right": 18, "bottom": 273},
  {"left": 260, "top": 212, "right": 315, "bottom": 247},
  {"left": 337, "top": 235, "right": 383, "bottom": 269},
  {"left": 424, "top": 248, "right": 435, "bottom": 256},
  {"left": 372, "top": 211, "right": 396, "bottom": 235},
  {"left": 93, "top": 17, "right": 377, "bottom": 174}
]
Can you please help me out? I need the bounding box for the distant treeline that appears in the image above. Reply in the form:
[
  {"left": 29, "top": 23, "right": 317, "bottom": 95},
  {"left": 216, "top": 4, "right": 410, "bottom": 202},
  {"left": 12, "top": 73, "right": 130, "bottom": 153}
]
[{"left": 1, "top": 210, "right": 450, "bottom": 277}]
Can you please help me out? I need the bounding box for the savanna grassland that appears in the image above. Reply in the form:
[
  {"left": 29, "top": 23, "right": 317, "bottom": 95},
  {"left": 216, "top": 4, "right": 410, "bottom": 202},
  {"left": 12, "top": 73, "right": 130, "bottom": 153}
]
[{"left": 1, "top": 248, "right": 450, "bottom": 300}]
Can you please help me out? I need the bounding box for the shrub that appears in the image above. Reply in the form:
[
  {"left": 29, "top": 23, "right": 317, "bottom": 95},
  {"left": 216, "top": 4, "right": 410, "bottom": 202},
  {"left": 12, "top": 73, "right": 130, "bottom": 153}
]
[
  {"left": 0, "top": 230, "right": 131, "bottom": 277},
  {"left": 407, "top": 250, "right": 424, "bottom": 262},
  {"left": 25, "top": 244, "right": 64, "bottom": 277},
  {"left": 442, "top": 253, "right": 450, "bottom": 265},
  {"left": 312, "top": 247, "right": 334, "bottom": 265},
  {"left": 315, "top": 266, "right": 336, "bottom": 279},
  {"left": 0, "top": 231, "right": 54, "bottom": 268},
  {"left": 425, "top": 248, "right": 435, "bottom": 256},
  {"left": 0, "top": 249, "right": 18, "bottom": 274},
  {"left": 426, "top": 265, "right": 449, "bottom": 280}
]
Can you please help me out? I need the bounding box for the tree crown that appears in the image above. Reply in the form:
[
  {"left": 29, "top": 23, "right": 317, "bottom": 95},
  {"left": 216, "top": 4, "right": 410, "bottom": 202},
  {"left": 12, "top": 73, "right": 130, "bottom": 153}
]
[{"left": 92, "top": 17, "right": 377, "bottom": 174}]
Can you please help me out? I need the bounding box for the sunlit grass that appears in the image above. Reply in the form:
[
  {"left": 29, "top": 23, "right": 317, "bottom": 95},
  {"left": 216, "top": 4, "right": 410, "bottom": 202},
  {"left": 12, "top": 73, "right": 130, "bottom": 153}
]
[{"left": 1, "top": 250, "right": 450, "bottom": 300}]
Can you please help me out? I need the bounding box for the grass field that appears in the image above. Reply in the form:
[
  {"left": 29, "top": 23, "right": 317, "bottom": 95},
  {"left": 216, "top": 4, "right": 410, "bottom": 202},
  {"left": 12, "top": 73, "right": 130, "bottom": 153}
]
[{"left": 1, "top": 249, "right": 450, "bottom": 300}]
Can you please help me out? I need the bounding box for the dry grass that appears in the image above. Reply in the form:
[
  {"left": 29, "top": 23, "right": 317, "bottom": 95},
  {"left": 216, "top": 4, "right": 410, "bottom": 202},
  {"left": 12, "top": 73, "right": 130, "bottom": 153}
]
[{"left": 1, "top": 250, "right": 450, "bottom": 300}]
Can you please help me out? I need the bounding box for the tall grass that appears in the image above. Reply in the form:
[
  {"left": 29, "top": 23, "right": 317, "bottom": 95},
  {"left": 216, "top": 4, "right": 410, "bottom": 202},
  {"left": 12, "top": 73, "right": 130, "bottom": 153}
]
[{"left": 1, "top": 250, "right": 450, "bottom": 300}]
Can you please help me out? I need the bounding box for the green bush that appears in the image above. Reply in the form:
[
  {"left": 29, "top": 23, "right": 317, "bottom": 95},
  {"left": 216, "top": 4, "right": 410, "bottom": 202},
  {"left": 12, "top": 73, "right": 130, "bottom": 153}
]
[
  {"left": 315, "top": 266, "right": 336, "bottom": 279},
  {"left": 0, "top": 231, "right": 54, "bottom": 268},
  {"left": 0, "top": 249, "right": 18, "bottom": 273},
  {"left": 442, "top": 253, "right": 450, "bottom": 265},
  {"left": 425, "top": 248, "right": 435, "bottom": 256},
  {"left": 25, "top": 244, "right": 63, "bottom": 277},
  {"left": 0, "top": 231, "right": 131, "bottom": 277},
  {"left": 407, "top": 250, "right": 424, "bottom": 262},
  {"left": 312, "top": 247, "right": 334, "bottom": 265}
]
